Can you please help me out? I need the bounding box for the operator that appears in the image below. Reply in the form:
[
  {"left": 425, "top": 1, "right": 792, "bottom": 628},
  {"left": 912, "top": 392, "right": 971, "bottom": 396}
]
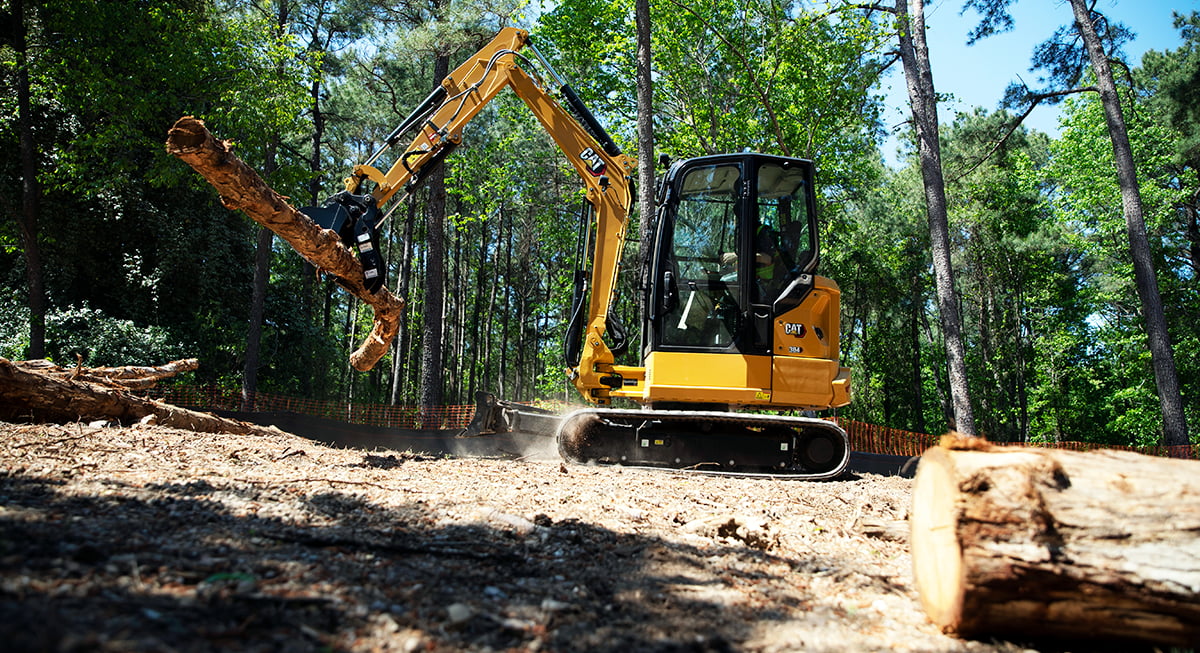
[{"left": 719, "top": 223, "right": 786, "bottom": 300}]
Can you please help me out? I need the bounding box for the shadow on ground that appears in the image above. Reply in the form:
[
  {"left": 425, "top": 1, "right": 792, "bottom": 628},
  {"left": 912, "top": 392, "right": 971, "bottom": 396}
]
[{"left": 0, "top": 467, "right": 856, "bottom": 652}]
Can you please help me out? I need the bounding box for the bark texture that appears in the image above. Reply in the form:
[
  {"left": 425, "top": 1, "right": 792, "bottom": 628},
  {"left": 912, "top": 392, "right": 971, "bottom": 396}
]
[
  {"left": 1067, "top": 0, "right": 1189, "bottom": 446},
  {"left": 634, "top": 0, "right": 656, "bottom": 333},
  {"left": 418, "top": 53, "right": 451, "bottom": 418},
  {"left": 12, "top": 357, "right": 200, "bottom": 391},
  {"left": 14, "top": 0, "right": 46, "bottom": 359},
  {"left": 0, "top": 357, "right": 277, "bottom": 437},
  {"left": 894, "top": 0, "right": 976, "bottom": 435},
  {"left": 164, "top": 116, "right": 404, "bottom": 371},
  {"left": 910, "top": 435, "right": 1200, "bottom": 647}
]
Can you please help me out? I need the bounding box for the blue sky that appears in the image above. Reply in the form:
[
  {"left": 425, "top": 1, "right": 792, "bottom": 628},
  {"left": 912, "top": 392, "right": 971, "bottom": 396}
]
[{"left": 879, "top": 0, "right": 1195, "bottom": 164}]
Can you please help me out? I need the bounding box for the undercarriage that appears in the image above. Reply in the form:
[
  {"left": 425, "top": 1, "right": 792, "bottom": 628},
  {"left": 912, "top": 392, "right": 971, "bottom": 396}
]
[{"left": 463, "top": 393, "right": 849, "bottom": 480}]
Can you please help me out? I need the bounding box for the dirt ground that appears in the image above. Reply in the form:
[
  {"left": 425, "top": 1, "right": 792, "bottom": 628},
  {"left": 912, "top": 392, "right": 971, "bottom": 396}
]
[{"left": 0, "top": 419, "right": 1043, "bottom": 652}]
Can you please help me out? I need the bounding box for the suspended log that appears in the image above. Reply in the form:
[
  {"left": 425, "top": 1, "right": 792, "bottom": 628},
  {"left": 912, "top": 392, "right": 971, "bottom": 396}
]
[
  {"left": 910, "top": 434, "right": 1200, "bottom": 647},
  {"left": 0, "top": 357, "right": 279, "bottom": 437},
  {"left": 164, "top": 116, "right": 403, "bottom": 371}
]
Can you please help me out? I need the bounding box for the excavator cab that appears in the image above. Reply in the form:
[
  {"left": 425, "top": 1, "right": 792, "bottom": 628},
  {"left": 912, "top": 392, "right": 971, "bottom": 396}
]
[
  {"left": 649, "top": 153, "right": 818, "bottom": 356},
  {"left": 630, "top": 153, "right": 849, "bottom": 412}
]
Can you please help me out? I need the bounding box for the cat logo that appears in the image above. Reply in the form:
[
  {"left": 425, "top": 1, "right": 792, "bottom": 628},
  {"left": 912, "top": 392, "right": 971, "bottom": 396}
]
[
  {"left": 784, "top": 323, "right": 806, "bottom": 337},
  {"left": 580, "top": 147, "right": 606, "bottom": 176}
]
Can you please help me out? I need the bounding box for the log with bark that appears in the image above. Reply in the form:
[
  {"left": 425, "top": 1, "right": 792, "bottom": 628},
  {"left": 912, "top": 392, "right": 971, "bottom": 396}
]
[
  {"left": 164, "top": 116, "right": 404, "bottom": 371},
  {"left": 14, "top": 357, "right": 201, "bottom": 391},
  {"left": 0, "top": 357, "right": 280, "bottom": 437},
  {"left": 909, "top": 434, "right": 1200, "bottom": 647}
]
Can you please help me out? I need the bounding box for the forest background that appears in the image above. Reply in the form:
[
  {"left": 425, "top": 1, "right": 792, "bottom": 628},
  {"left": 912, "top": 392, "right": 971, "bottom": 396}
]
[{"left": 2, "top": 0, "right": 1198, "bottom": 448}]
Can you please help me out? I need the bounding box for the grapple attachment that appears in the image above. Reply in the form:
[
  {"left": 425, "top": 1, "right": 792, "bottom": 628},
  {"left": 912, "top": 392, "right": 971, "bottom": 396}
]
[{"left": 300, "top": 191, "right": 386, "bottom": 293}]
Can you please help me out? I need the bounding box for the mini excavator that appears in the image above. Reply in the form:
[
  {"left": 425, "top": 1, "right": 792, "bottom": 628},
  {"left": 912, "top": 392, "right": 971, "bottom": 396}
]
[{"left": 302, "top": 27, "right": 852, "bottom": 478}]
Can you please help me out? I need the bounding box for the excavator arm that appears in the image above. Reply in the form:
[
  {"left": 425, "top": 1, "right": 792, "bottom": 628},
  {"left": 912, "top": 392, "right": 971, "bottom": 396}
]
[{"left": 306, "top": 27, "right": 635, "bottom": 403}]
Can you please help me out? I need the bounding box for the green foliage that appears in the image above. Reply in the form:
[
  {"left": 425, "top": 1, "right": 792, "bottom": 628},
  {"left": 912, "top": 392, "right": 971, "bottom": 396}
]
[
  {"left": 825, "top": 162, "right": 937, "bottom": 433},
  {"left": 42, "top": 305, "right": 189, "bottom": 367},
  {"left": 0, "top": 288, "right": 186, "bottom": 365},
  {"left": 0, "top": 288, "right": 30, "bottom": 359},
  {"left": 539, "top": 0, "right": 889, "bottom": 189},
  {"left": 25, "top": 1, "right": 302, "bottom": 191},
  {"left": 1140, "top": 12, "right": 1200, "bottom": 167},
  {"left": 3, "top": 0, "right": 1196, "bottom": 448}
]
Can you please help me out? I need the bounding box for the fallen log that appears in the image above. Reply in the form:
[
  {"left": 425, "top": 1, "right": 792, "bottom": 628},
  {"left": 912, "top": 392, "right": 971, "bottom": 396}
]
[
  {"left": 910, "top": 434, "right": 1200, "bottom": 647},
  {"left": 164, "top": 116, "right": 403, "bottom": 371},
  {"left": 13, "top": 358, "right": 199, "bottom": 391},
  {"left": 0, "top": 357, "right": 278, "bottom": 437}
]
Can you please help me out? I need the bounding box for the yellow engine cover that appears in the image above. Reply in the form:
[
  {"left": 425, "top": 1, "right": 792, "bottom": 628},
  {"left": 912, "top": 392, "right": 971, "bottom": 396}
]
[{"left": 615, "top": 275, "right": 851, "bottom": 410}]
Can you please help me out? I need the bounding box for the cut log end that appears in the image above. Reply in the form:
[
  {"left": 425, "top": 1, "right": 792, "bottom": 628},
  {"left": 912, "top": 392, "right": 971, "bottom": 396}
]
[
  {"left": 910, "top": 441, "right": 1200, "bottom": 647},
  {"left": 910, "top": 446, "right": 965, "bottom": 630},
  {"left": 165, "top": 116, "right": 214, "bottom": 153}
]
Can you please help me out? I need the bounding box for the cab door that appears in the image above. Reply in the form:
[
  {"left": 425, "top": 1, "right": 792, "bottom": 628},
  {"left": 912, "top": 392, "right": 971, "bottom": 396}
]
[
  {"left": 651, "top": 159, "right": 746, "bottom": 353},
  {"left": 747, "top": 157, "right": 819, "bottom": 351}
]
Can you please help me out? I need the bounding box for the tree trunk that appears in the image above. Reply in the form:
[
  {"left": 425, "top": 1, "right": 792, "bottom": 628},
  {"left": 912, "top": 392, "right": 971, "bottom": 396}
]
[
  {"left": 634, "top": 0, "right": 655, "bottom": 352},
  {"left": 242, "top": 2, "right": 293, "bottom": 411},
  {"left": 390, "top": 200, "right": 417, "bottom": 405},
  {"left": 242, "top": 225, "right": 274, "bottom": 410},
  {"left": 451, "top": 218, "right": 464, "bottom": 402},
  {"left": 895, "top": 0, "right": 976, "bottom": 435},
  {"left": 11, "top": 357, "right": 199, "bottom": 390},
  {"left": 242, "top": 130, "right": 280, "bottom": 411},
  {"left": 500, "top": 210, "right": 513, "bottom": 398},
  {"left": 165, "top": 116, "right": 405, "bottom": 371},
  {"left": 1186, "top": 176, "right": 1200, "bottom": 276},
  {"left": 910, "top": 278, "right": 925, "bottom": 435},
  {"left": 342, "top": 294, "right": 356, "bottom": 401},
  {"left": 910, "top": 436, "right": 1200, "bottom": 647},
  {"left": 483, "top": 208, "right": 502, "bottom": 396},
  {"left": 468, "top": 213, "right": 491, "bottom": 399},
  {"left": 13, "top": 0, "right": 45, "bottom": 360},
  {"left": 418, "top": 54, "right": 451, "bottom": 422},
  {"left": 1068, "top": 0, "right": 1189, "bottom": 447},
  {"left": 0, "top": 358, "right": 276, "bottom": 437}
]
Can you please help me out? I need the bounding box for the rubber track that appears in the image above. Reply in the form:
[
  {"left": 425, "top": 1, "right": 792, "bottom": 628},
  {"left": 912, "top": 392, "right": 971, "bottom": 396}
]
[{"left": 556, "top": 408, "right": 850, "bottom": 481}]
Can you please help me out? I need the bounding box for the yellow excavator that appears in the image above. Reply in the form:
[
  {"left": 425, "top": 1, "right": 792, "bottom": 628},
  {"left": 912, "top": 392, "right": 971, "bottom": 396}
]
[{"left": 302, "top": 27, "right": 852, "bottom": 478}]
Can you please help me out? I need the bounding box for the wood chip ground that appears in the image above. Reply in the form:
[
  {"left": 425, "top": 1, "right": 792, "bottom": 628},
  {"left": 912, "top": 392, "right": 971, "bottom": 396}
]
[{"left": 1, "top": 421, "right": 1040, "bottom": 652}]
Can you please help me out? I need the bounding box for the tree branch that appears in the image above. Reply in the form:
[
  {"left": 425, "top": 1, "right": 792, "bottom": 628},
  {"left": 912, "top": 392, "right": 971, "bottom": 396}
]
[
  {"left": 662, "top": 0, "right": 791, "bottom": 155},
  {"left": 949, "top": 86, "right": 1097, "bottom": 183}
]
